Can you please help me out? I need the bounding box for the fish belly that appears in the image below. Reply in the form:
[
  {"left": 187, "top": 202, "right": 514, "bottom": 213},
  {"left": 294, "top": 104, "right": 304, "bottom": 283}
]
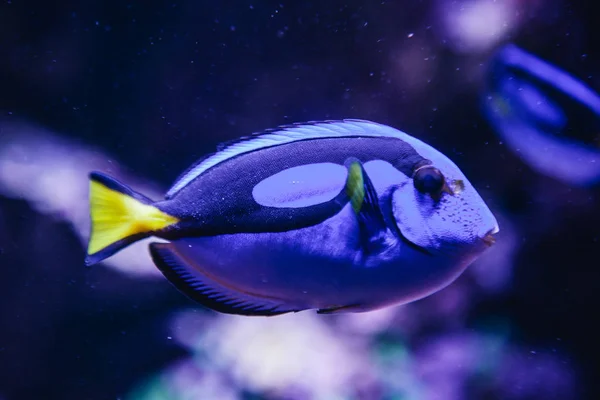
[
  {"left": 166, "top": 203, "right": 467, "bottom": 311},
  {"left": 168, "top": 204, "right": 395, "bottom": 309}
]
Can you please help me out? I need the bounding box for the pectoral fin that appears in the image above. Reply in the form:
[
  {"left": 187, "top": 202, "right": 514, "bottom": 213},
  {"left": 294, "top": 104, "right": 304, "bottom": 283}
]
[{"left": 345, "top": 159, "right": 389, "bottom": 252}]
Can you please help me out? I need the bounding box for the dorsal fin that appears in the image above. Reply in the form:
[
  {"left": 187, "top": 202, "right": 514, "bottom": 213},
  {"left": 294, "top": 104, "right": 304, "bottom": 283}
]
[
  {"left": 166, "top": 153, "right": 213, "bottom": 199},
  {"left": 214, "top": 120, "right": 346, "bottom": 152},
  {"left": 165, "top": 119, "right": 410, "bottom": 198}
]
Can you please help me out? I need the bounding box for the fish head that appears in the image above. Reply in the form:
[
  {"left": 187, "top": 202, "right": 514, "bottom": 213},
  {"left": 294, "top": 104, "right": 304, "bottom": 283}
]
[{"left": 389, "top": 149, "right": 499, "bottom": 259}]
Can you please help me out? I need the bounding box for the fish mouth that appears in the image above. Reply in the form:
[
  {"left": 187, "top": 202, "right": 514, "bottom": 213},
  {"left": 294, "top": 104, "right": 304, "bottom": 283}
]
[{"left": 481, "top": 225, "right": 500, "bottom": 247}]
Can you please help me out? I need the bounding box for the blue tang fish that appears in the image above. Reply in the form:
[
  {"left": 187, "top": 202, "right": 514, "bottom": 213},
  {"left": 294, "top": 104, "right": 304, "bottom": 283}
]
[
  {"left": 482, "top": 44, "right": 600, "bottom": 186},
  {"left": 86, "top": 119, "right": 499, "bottom": 316}
]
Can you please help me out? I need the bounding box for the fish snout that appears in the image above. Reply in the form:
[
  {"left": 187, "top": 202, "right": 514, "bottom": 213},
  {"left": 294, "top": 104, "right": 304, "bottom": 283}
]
[{"left": 480, "top": 224, "right": 500, "bottom": 247}]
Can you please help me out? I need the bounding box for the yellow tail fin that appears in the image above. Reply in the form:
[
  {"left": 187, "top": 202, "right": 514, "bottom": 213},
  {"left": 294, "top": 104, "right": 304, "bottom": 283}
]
[{"left": 86, "top": 172, "right": 179, "bottom": 266}]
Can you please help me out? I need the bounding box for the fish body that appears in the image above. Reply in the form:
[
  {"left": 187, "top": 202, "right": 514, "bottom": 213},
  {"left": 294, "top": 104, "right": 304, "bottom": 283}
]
[
  {"left": 86, "top": 119, "right": 498, "bottom": 316},
  {"left": 482, "top": 44, "right": 600, "bottom": 186}
]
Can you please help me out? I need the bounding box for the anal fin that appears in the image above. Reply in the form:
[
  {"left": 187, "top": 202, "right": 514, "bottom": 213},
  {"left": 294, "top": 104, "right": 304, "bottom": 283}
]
[
  {"left": 149, "top": 242, "right": 304, "bottom": 317},
  {"left": 317, "top": 304, "right": 362, "bottom": 314}
]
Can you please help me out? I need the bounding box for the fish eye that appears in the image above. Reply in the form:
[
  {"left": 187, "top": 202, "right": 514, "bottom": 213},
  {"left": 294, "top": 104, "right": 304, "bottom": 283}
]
[{"left": 413, "top": 166, "right": 446, "bottom": 196}]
